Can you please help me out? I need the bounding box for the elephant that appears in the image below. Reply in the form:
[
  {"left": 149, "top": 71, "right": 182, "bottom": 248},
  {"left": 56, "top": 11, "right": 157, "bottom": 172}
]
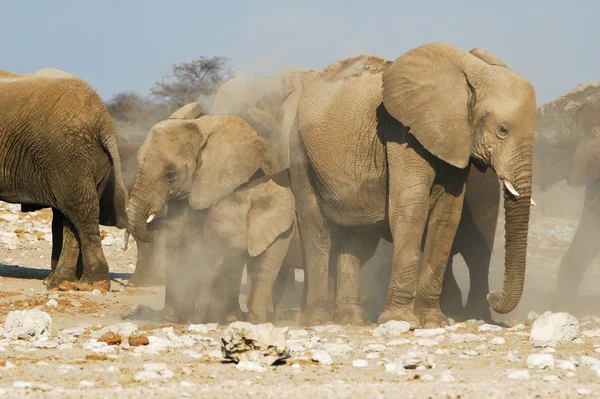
[
  {"left": 290, "top": 43, "right": 536, "bottom": 328},
  {"left": 0, "top": 68, "right": 128, "bottom": 292},
  {"left": 127, "top": 102, "right": 296, "bottom": 323},
  {"left": 534, "top": 81, "right": 600, "bottom": 305}
]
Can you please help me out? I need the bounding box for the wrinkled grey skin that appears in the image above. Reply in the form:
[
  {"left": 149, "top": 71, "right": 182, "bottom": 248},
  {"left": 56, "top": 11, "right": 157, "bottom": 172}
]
[
  {"left": 127, "top": 103, "right": 295, "bottom": 323},
  {"left": 0, "top": 68, "right": 128, "bottom": 292},
  {"left": 291, "top": 43, "right": 536, "bottom": 328},
  {"left": 535, "top": 81, "right": 600, "bottom": 304}
]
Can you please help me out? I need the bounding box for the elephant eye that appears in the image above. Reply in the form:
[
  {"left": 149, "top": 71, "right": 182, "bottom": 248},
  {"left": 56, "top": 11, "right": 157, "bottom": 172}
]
[
  {"left": 498, "top": 124, "right": 510, "bottom": 137},
  {"left": 164, "top": 169, "right": 178, "bottom": 182}
]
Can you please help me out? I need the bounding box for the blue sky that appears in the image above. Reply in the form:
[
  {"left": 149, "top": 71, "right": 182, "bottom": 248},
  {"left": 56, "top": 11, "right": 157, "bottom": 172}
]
[{"left": 1, "top": 0, "right": 597, "bottom": 104}]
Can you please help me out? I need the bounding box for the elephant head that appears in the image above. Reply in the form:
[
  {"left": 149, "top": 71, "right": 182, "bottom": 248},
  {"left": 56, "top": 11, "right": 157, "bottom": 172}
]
[
  {"left": 381, "top": 43, "right": 537, "bottom": 314},
  {"left": 127, "top": 102, "right": 267, "bottom": 243},
  {"left": 534, "top": 81, "right": 600, "bottom": 191}
]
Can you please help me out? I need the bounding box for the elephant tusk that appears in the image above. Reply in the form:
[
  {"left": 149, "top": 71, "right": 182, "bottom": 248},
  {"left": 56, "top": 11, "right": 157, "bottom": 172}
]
[
  {"left": 503, "top": 180, "right": 520, "bottom": 198},
  {"left": 147, "top": 213, "right": 156, "bottom": 224},
  {"left": 531, "top": 198, "right": 536, "bottom": 206}
]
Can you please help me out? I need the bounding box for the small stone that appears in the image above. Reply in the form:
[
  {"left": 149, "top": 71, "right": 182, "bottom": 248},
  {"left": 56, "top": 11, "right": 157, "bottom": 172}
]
[
  {"left": 556, "top": 359, "right": 576, "bottom": 370},
  {"left": 581, "top": 329, "right": 600, "bottom": 338},
  {"left": 236, "top": 360, "right": 266, "bottom": 372},
  {"left": 527, "top": 353, "right": 554, "bottom": 369},
  {"left": 435, "top": 348, "right": 450, "bottom": 355},
  {"left": 491, "top": 337, "right": 506, "bottom": 345},
  {"left": 128, "top": 333, "right": 149, "bottom": 347},
  {"left": 366, "top": 353, "right": 380, "bottom": 359},
  {"left": 446, "top": 323, "right": 466, "bottom": 331},
  {"left": 530, "top": 311, "right": 579, "bottom": 343},
  {"left": 98, "top": 322, "right": 138, "bottom": 337},
  {"left": 97, "top": 332, "right": 122, "bottom": 346},
  {"left": 398, "top": 350, "right": 435, "bottom": 369},
  {"left": 439, "top": 370, "right": 455, "bottom": 382},
  {"left": 13, "top": 381, "right": 34, "bottom": 389},
  {"left": 416, "top": 339, "right": 438, "bottom": 347},
  {"left": 134, "top": 363, "right": 174, "bottom": 381},
  {"left": 45, "top": 299, "right": 58, "bottom": 309},
  {"left": 365, "top": 343, "right": 387, "bottom": 352},
  {"left": 542, "top": 347, "right": 556, "bottom": 353},
  {"left": 90, "top": 289, "right": 101, "bottom": 296},
  {"left": 352, "top": 359, "right": 368, "bottom": 368},
  {"left": 506, "top": 352, "right": 521, "bottom": 362},
  {"left": 372, "top": 320, "right": 411, "bottom": 337},
  {"left": 387, "top": 339, "right": 411, "bottom": 346},
  {"left": 311, "top": 350, "right": 333, "bottom": 365},
  {"left": 580, "top": 356, "right": 600, "bottom": 368},
  {"left": 478, "top": 324, "right": 502, "bottom": 333},
  {"left": 180, "top": 381, "right": 196, "bottom": 388},
  {"left": 221, "top": 322, "right": 289, "bottom": 366},
  {"left": 420, "top": 374, "right": 434, "bottom": 381},
  {"left": 578, "top": 388, "right": 592, "bottom": 396},
  {"left": 323, "top": 343, "right": 353, "bottom": 356},
  {"left": 79, "top": 380, "right": 94, "bottom": 388},
  {"left": 508, "top": 324, "right": 526, "bottom": 331},
  {"left": 543, "top": 375, "right": 560, "bottom": 382},
  {"left": 4, "top": 309, "right": 52, "bottom": 340},
  {"left": 187, "top": 323, "right": 218, "bottom": 334},
  {"left": 413, "top": 328, "right": 445, "bottom": 337},
  {"left": 384, "top": 362, "right": 407, "bottom": 376},
  {"left": 507, "top": 369, "right": 530, "bottom": 380},
  {"left": 450, "top": 333, "right": 485, "bottom": 343},
  {"left": 286, "top": 329, "right": 309, "bottom": 339}
]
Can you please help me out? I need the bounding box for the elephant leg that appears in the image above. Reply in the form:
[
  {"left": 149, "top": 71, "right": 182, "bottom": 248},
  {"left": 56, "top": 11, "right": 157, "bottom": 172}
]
[
  {"left": 461, "top": 237, "right": 493, "bottom": 321},
  {"left": 246, "top": 228, "right": 293, "bottom": 324},
  {"left": 333, "top": 229, "right": 379, "bottom": 325},
  {"left": 46, "top": 217, "right": 81, "bottom": 290},
  {"left": 223, "top": 259, "right": 245, "bottom": 323},
  {"left": 555, "top": 188, "right": 600, "bottom": 306},
  {"left": 439, "top": 254, "right": 466, "bottom": 320},
  {"left": 291, "top": 157, "right": 333, "bottom": 325},
  {"left": 272, "top": 264, "right": 297, "bottom": 323},
  {"left": 43, "top": 209, "right": 64, "bottom": 285},
  {"left": 129, "top": 240, "right": 165, "bottom": 286},
  {"left": 415, "top": 184, "right": 466, "bottom": 328}
]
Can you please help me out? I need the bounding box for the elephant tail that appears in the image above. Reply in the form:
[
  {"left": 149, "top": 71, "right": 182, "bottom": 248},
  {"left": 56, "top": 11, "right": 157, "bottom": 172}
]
[{"left": 99, "top": 119, "right": 129, "bottom": 233}]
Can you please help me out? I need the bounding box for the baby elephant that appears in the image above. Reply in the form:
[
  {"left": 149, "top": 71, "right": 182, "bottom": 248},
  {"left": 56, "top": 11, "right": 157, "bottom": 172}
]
[{"left": 164, "top": 169, "right": 296, "bottom": 324}]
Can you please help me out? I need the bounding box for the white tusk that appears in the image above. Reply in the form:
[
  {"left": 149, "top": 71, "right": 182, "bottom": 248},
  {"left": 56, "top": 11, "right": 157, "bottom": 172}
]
[
  {"left": 531, "top": 198, "right": 536, "bottom": 206},
  {"left": 503, "top": 180, "right": 520, "bottom": 197},
  {"left": 146, "top": 213, "right": 156, "bottom": 224}
]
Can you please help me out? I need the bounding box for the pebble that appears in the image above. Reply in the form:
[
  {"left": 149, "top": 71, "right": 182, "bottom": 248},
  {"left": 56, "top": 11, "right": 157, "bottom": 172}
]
[
  {"left": 450, "top": 333, "right": 485, "bottom": 343},
  {"left": 506, "top": 352, "right": 521, "bottom": 362},
  {"left": 530, "top": 312, "right": 580, "bottom": 343},
  {"left": 416, "top": 339, "right": 438, "bottom": 347},
  {"left": 527, "top": 354, "right": 555, "bottom": 369},
  {"left": 366, "top": 353, "right": 380, "bottom": 359},
  {"left": 478, "top": 324, "right": 502, "bottom": 333},
  {"left": 324, "top": 343, "right": 353, "bottom": 356},
  {"left": 365, "top": 344, "right": 387, "bottom": 352},
  {"left": 435, "top": 348, "right": 450, "bottom": 355},
  {"left": 45, "top": 299, "right": 58, "bottom": 308},
  {"left": 446, "top": 323, "right": 466, "bottom": 331},
  {"left": 578, "top": 388, "right": 593, "bottom": 396},
  {"left": 373, "top": 320, "right": 411, "bottom": 337},
  {"left": 581, "top": 329, "right": 600, "bottom": 338},
  {"left": 134, "top": 363, "right": 174, "bottom": 381},
  {"left": 90, "top": 289, "right": 101, "bottom": 296},
  {"left": 580, "top": 356, "right": 600, "bottom": 368},
  {"left": 490, "top": 337, "right": 506, "bottom": 345},
  {"left": 398, "top": 350, "right": 435, "bottom": 369},
  {"left": 556, "top": 359, "right": 577, "bottom": 370},
  {"left": 236, "top": 360, "right": 266, "bottom": 372},
  {"left": 13, "top": 381, "right": 33, "bottom": 389},
  {"left": 543, "top": 375, "right": 560, "bottom": 382},
  {"left": 79, "top": 380, "right": 95, "bottom": 388},
  {"left": 507, "top": 369, "right": 530, "bottom": 380},
  {"left": 311, "top": 350, "right": 333, "bottom": 365},
  {"left": 508, "top": 324, "right": 526, "bottom": 331},
  {"left": 187, "top": 323, "right": 218, "bottom": 334},
  {"left": 413, "top": 328, "right": 445, "bottom": 337},
  {"left": 352, "top": 359, "right": 368, "bottom": 368},
  {"left": 387, "top": 339, "right": 411, "bottom": 346}
]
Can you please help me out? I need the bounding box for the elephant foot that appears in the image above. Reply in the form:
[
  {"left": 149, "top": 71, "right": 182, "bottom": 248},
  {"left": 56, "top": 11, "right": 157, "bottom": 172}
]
[
  {"left": 417, "top": 308, "right": 450, "bottom": 329},
  {"left": 128, "top": 270, "right": 165, "bottom": 287},
  {"left": 463, "top": 303, "right": 492, "bottom": 322},
  {"left": 163, "top": 305, "right": 181, "bottom": 324},
  {"left": 300, "top": 300, "right": 333, "bottom": 326},
  {"left": 377, "top": 306, "right": 420, "bottom": 329},
  {"left": 225, "top": 309, "right": 244, "bottom": 324},
  {"left": 334, "top": 304, "right": 370, "bottom": 326},
  {"left": 59, "top": 277, "right": 110, "bottom": 293},
  {"left": 45, "top": 274, "right": 77, "bottom": 291}
]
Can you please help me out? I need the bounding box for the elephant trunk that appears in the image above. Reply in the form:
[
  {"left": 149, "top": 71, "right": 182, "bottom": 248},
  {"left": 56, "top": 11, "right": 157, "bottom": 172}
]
[
  {"left": 127, "top": 186, "right": 164, "bottom": 244},
  {"left": 487, "top": 164, "right": 532, "bottom": 314}
]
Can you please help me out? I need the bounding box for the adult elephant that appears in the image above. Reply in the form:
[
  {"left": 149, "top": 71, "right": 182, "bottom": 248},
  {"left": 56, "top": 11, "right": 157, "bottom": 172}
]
[
  {"left": 535, "top": 81, "right": 600, "bottom": 304},
  {"left": 0, "top": 68, "right": 128, "bottom": 292},
  {"left": 291, "top": 43, "right": 536, "bottom": 328}
]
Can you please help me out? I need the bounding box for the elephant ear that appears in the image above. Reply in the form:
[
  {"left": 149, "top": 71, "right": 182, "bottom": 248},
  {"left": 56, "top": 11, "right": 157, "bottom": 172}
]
[
  {"left": 382, "top": 42, "right": 488, "bottom": 169},
  {"left": 189, "top": 115, "right": 267, "bottom": 210},
  {"left": 245, "top": 173, "right": 295, "bottom": 257},
  {"left": 469, "top": 48, "right": 508, "bottom": 68},
  {"left": 168, "top": 102, "right": 207, "bottom": 120}
]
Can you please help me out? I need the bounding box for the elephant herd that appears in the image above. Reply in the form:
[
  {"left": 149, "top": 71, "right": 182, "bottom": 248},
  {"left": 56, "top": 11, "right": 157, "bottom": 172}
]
[{"left": 0, "top": 42, "right": 599, "bottom": 329}]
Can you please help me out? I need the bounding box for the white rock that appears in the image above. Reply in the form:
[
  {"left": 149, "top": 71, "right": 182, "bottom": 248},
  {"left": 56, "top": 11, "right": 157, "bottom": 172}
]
[
  {"left": 98, "top": 322, "right": 137, "bottom": 337},
  {"left": 543, "top": 375, "right": 560, "bottom": 382},
  {"left": 79, "top": 380, "right": 94, "bottom": 388},
  {"left": 236, "top": 360, "right": 266, "bottom": 372},
  {"left": 491, "top": 337, "right": 506, "bottom": 345},
  {"left": 527, "top": 353, "right": 555, "bottom": 369},
  {"left": 372, "top": 321, "right": 411, "bottom": 337},
  {"left": 4, "top": 309, "right": 52, "bottom": 340},
  {"left": 578, "top": 388, "right": 593, "bottom": 396},
  {"left": 581, "top": 329, "right": 600, "bottom": 338},
  {"left": 530, "top": 312, "right": 579, "bottom": 343},
  {"left": 311, "top": 350, "right": 333, "bottom": 365},
  {"left": 90, "top": 289, "right": 101, "bottom": 296},
  {"left": 580, "top": 356, "right": 600, "bottom": 369},
  {"left": 187, "top": 323, "right": 218, "bottom": 334},
  {"left": 365, "top": 344, "right": 387, "bottom": 352},
  {"left": 420, "top": 374, "right": 434, "bottom": 381},
  {"left": 507, "top": 369, "right": 530, "bottom": 380},
  {"left": 352, "top": 359, "right": 368, "bottom": 368},
  {"left": 478, "top": 324, "right": 502, "bottom": 333},
  {"left": 508, "top": 324, "right": 526, "bottom": 331},
  {"left": 221, "top": 322, "right": 290, "bottom": 366},
  {"left": 324, "top": 343, "right": 353, "bottom": 356},
  {"left": 416, "top": 339, "right": 438, "bottom": 347},
  {"left": 435, "top": 348, "right": 450, "bottom": 355},
  {"left": 446, "top": 323, "right": 466, "bottom": 331},
  {"left": 398, "top": 351, "right": 435, "bottom": 369},
  {"left": 45, "top": 299, "right": 58, "bottom": 309},
  {"left": 556, "top": 359, "right": 576, "bottom": 370},
  {"left": 366, "top": 353, "right": 380, "bottom": 359},
  {"left": 439, "top": 370, "right": 455, "bottom": 382},
  {"left": 313, "top": 325, "right": 344, "bottom": 333},
  {"left": 13, "top": 381, "right": 33, "bottom": 389},
  {"left": 506, "top": 352, "right": 521, "bottom": 362},
  {"left": 542, "top": 347, "right": 556, "bottom": 353},
  {"left": 180, "top": 381, "right": 196, "bottom": 388},
  {"left": 450, "top": 333, "right": 485, "bottom": 343},
  {"left": 387, "top": 339, "right": 411, "bottom": 346},
  {"left": 286, "top": 329, "right": 309, "bottom": 339},
  {"left": 413, "top": 328, "right": 445, "bottom": 337},
  {"left": 384, "top": 362, "right": 407, "bottom": 376},
  {"left": 134, "top": 363, "right": 174, "bottom": 381},
  {"left": 528, "top": 311, "right": 540, "bottom": 320}
]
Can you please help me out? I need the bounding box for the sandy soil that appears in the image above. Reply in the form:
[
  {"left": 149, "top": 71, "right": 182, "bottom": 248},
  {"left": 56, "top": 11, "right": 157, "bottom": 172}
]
[{"left": 1, "top": 181, "right": 600, "bottom": 398}]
